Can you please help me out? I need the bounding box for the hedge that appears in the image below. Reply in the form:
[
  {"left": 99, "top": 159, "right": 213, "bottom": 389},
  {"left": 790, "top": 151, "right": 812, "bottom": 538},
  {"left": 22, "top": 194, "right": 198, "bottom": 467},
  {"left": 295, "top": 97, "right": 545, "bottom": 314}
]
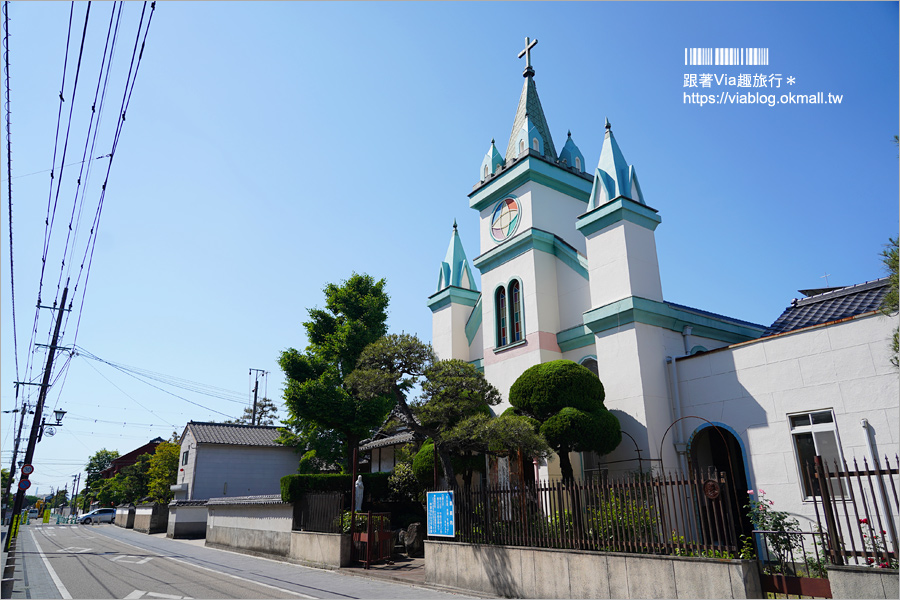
[{"left": 280, "top": 472, "right": 391, "bottom": 504}]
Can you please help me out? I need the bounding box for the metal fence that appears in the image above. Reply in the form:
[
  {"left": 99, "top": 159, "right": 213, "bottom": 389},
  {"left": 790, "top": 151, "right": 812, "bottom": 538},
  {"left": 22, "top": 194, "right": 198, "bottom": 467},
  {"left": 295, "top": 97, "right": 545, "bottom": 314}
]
[
  {"left": 444, "top": 469, "right": 739, "bottom": 557},
  {"left": 293, "top": 491, "right": 345, "bottom": 533},
  {"left": 808, "top": 454, "right": 899, "bottom": 568}
]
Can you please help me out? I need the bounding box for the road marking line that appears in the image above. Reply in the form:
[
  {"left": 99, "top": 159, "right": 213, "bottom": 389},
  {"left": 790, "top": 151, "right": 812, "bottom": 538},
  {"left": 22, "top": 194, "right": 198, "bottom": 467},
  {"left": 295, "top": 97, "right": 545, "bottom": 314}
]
[
  {"left": 110, "top": 555, "right": 154, "bottom": 565},
  {"left": 29, "top": 529, "right": 73, "bottom": 600},
  {"left": 125, "top": 592, "right": 146, "bottom": 599},
  {"left": 165, "top": 556, "right": 315, "bottom": 599},
  {"left": 95, "top": 532, "right": 314, "bottom": 599}
]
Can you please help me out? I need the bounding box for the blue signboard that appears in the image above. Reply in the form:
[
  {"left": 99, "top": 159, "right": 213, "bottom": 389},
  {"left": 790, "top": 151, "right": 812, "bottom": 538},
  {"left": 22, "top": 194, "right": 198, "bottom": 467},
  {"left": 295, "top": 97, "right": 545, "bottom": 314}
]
[{"left": 426, "top": 491, "right": 455, "bottom": 537}]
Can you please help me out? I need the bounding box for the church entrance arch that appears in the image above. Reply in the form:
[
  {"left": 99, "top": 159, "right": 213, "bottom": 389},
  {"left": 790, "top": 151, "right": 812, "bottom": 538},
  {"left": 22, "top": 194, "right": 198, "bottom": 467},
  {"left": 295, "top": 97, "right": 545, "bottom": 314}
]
[{"left": 688, "top": 424, "right": 754, "bottom": 542}]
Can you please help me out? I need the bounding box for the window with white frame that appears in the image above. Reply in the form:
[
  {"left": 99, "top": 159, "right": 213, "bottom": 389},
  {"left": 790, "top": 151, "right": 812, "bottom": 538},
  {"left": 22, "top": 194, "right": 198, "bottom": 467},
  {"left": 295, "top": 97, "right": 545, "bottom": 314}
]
[
  {"left": 182, "top": 450, "right": 189, "bottom": 466},
  {"left": 790, "top": 409, "right": 845, "bottom": 498}
]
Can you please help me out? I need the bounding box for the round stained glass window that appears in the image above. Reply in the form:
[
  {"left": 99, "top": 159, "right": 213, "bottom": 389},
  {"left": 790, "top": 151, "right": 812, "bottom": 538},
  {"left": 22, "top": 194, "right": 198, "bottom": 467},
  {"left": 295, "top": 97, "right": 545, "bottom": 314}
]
[{"left": 490, "top": 197, "right": 521, "bottom": 242}]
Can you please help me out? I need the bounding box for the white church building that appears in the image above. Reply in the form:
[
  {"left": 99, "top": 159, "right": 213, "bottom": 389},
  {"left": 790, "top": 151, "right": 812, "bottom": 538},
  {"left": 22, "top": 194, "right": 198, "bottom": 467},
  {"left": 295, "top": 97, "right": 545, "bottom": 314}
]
[{"left": 426, "top": 40, "right": 898, "bottom": 531}]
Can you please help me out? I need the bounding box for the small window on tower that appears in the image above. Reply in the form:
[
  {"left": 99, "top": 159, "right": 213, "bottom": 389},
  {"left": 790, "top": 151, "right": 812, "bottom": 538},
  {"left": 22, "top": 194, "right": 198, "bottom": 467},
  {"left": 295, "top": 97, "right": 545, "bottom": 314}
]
[
  {"left": 519, "top": 140, "right": 525, "bottom": 155},
  {"left": 532, "top": 137, "right": 539, "bottom": 151},
  {"left": 483, "top": 165, "right": 489, "bottom": 179},
  {"left": 575, "top": 157, "right": 581, "bottom": 171}
]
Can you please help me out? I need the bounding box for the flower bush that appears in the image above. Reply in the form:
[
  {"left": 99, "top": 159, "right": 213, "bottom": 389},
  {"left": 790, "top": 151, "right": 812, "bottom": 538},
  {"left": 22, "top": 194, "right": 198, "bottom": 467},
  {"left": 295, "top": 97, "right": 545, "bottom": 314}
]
[{"left": 860, "top": 518, "right": 898, "bottom": 569}]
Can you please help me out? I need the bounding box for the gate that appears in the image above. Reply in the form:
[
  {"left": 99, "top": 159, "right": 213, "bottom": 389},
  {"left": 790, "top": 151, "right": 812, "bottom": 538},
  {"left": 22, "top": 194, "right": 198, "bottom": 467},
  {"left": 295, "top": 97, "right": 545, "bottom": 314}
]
[
  {"left": 351, "top": 511, "right": 393, "bottom": 568},
  {"left": 755, "top": 529, "right": 832, "bottom": 598}
]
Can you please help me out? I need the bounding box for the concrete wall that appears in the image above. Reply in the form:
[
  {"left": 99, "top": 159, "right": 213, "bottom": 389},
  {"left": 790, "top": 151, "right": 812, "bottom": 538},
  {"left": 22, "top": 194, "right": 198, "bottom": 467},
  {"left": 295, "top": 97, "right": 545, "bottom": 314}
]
[
  {"left": 206, "top": 497, "right": 292, "bottom": 558},
  {"left": 425, "top": 541, "right": 761, "bottom": 599},
  {"left": 828, "top": 565, "right": 899, "bottom": 599},
  {"left": 133, "top": 503, "right": 168, "bottom": 534},
  {"left": 167, "top": 502, "right": 207, "bottom": 539},
  {"left": 290, "top": 531, "right": 351, "bottom": 569},
  {"left": 114, "top": 506, "right": 134, "bottom": 529}
]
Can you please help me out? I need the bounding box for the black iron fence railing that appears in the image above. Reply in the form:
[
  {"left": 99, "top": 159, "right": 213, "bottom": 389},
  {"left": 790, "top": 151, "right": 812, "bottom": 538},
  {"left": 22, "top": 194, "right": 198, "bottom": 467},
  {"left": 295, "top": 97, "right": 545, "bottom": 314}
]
[
  {"left": 439, "top": 470, "right": 739, "bottom": 557},
  {"left": 808, "top": 454, "right": 899, "bottom": 568},
  {"left": 293, "top": 491, "right": 345, "bottom": 534}
]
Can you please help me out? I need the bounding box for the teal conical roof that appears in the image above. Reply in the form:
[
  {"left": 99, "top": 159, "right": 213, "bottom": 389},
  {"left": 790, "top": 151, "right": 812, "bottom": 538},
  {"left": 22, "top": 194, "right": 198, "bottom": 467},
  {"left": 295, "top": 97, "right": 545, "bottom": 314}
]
[
  {"left": 437, "top": 222, "right": 478, "bottom": 293},
  {"left": 480, "top": 139, "right": 504, "bottom": 181},
  {"left": 558, "top": 131, "right": 585, "bottom": 172},
  {"left": 505, "top": 74, "right": 557, "bottom": 162},
  {"left": 588, "top": 119, "right": 645, "bottom": 209}
]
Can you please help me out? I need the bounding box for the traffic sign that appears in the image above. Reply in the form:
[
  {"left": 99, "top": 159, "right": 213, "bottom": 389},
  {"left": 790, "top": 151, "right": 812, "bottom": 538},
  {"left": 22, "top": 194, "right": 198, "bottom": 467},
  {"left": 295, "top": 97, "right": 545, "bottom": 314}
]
[
  {"left": 18, "top": 479, "right": 31, "bottom": 491},
  {"left": 21, "top": 464, "right": 34, "bottom": 475}
]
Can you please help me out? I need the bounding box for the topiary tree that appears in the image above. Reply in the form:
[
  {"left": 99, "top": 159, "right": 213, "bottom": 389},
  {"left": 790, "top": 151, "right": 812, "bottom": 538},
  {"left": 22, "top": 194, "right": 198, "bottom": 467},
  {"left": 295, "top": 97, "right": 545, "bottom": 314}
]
[{"left": 509, "top": 360, "right": 621, "bottom": 481}]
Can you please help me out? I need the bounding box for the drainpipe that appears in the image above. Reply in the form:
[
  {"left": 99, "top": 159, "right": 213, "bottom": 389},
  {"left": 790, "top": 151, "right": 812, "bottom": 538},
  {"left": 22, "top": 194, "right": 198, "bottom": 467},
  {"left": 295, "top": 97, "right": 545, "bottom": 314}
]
[
  {"left": 682, "top": 326, "right": 694, "bottom": 355},
  {"left": 666, "top": 355, "right": 689, "bottom": 475}
]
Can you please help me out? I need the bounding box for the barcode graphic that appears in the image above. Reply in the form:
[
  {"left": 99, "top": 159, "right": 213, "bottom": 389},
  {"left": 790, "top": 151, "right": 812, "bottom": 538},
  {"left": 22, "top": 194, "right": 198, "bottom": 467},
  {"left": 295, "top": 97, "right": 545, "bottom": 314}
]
[{"left": 684, "top": 48, "right": 769, "bottom": 66}]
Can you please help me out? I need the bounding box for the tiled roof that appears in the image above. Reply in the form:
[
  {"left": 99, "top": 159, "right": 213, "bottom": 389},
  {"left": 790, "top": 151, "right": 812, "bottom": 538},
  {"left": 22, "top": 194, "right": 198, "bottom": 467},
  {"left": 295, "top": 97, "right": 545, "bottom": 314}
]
[
  {"left": 764, "top": 278, "right": 890, "bottom": 336},
  {"left": 359, "top": 431, "right": 416, "bottom": 451},
  {"left": 206, "top": 494, "right": 286, "bottom": 506},
  {"left": 185, "top": 421, "right": 283, "bottom": 446}
]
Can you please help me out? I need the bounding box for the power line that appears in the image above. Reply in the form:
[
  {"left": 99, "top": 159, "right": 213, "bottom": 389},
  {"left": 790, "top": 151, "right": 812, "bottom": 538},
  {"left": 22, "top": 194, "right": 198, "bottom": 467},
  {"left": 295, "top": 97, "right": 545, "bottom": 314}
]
[{"left": 3, "top": 1, "right": 19, "bottom": 384}]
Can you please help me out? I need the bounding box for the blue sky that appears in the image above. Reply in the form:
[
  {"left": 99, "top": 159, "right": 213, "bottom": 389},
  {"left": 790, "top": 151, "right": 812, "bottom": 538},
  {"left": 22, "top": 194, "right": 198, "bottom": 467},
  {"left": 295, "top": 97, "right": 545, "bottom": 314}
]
[{"left": 2, "top": 2, "right": 897, "bottom": 497}]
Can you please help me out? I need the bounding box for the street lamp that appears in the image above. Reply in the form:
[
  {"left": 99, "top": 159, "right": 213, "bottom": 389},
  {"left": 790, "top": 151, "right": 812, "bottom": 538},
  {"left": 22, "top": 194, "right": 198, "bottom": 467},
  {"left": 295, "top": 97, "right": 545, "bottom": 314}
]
[{"left": 38, "top": 410, "right": 65, "bottom": 442}]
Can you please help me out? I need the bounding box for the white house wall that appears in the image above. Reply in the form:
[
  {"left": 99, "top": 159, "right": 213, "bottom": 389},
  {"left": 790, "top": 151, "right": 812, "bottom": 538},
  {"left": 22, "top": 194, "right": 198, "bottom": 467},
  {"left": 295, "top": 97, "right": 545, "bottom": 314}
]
[
  {"left": 190, "top": 444, "right": 299, "bottom": 501},
  {"left": 675, "top": 312, "right": 899, "bottom": 527}
]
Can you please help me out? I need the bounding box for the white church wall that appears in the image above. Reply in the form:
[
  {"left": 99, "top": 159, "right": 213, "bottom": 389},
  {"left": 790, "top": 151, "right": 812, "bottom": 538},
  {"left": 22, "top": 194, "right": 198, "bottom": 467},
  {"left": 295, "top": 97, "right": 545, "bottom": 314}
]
[
  {"left": 468, "top": 322, "right": 483, "bottom": 361},
  {"left": 556, "top": 259, "right": 591, "bottom": 332},
  {"left": 527, "top": 181, "right": 589, "bottom": 254},
  {"left": 431, "top": 302, "right": 476, "bottom": 361},
  {"left": 477, "top": 181, "right": 588, "bottom": 254},
  {"left": 584, "top": 220, "right": 664, "bottom": 308},
  {"left": 675, "top": 312, "right": 899, "bottom": 527}
]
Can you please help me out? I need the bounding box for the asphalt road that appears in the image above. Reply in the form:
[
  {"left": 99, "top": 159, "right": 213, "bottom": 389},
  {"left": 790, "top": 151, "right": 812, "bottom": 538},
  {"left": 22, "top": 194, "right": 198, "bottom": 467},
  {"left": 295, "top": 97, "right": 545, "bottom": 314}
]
[{"left": 5, "top": 523, "right": 478, "bottom": 599}]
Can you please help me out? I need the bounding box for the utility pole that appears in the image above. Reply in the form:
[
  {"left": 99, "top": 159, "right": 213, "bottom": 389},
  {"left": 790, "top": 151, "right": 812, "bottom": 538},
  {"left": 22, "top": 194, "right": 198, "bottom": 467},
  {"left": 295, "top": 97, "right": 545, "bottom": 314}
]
[
  {"left": 249, "top": 368, "right": 265, "bottom": 426},
  {"left": 71, "top": 473, "right": 81, "bottom": 517},
  {"left": 4, "top": 286, "right": 68, "bottom": 552},
  {"left": 2, "top": 396, "right": 31, "bottom": 512}
]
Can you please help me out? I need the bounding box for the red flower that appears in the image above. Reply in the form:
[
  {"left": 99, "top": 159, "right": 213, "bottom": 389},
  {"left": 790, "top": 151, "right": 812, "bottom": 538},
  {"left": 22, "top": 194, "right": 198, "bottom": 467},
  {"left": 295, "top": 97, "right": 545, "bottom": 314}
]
[{"left": 860, "top": 518, "right": 868, "bottom": 524}]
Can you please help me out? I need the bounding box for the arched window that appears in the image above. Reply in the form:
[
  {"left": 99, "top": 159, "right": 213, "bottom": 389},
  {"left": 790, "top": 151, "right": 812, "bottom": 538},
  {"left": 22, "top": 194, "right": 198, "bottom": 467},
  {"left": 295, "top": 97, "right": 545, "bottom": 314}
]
[
  {"left": 580, "top": 357, "right": 599, "bottom": 377},
  {"left": 519, "top": 139, "right": 525, "bottom": 155},
  {"left": 510, "top": 280, "right": 522, "bottom": 343},
  {"left": 532, "top": 137, "right": 540, "bottom": 151},
  {"left": 575, "top": 157, "right": 581, "bottom": 171},
  {"left": 496, "top": 287, "right": 508, "bottom": 347},
  {"left": 483, "top": 165, "right": 489, "bottom": 179}
]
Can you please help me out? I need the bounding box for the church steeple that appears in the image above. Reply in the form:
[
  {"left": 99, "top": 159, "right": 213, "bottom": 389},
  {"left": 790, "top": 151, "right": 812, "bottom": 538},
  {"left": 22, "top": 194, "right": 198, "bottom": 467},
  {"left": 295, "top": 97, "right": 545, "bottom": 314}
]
[
  {"left": 436, "top": 221, "right": 477, "bottom": 293},
  {"left": 505, "top": 37, "right": 557, "bottom": 162},
  {"left": 587, "top": 119, "right": 645, "bottom": 209}
]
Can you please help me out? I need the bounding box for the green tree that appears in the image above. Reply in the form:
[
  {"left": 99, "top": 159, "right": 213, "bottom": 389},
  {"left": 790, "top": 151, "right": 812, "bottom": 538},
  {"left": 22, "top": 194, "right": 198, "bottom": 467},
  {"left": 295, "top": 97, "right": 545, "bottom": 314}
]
[
  {"left": 225, "top": 397, "right": 281, "bottom": 426},
  {"left": 279, "top": 273, "right": 394, "bottom": 472},
  {"left": 49, "top": 488, "right": 69, "bottom": 509},
  {"left": 276, "top": 420, "right": 344, "bottom": 474},
  {"left": 84, "top": 448, "right": 119, "bottom": 489},
  {"left": 147, "top": 441, "right": 180, "bottom": 504},
  {"left": 120, "top": 453, "right": 153, "bottom": 503},
  {"left": 509, "top": 360, "right": 621, "bottom": 481},
  {"left": 93, "top": 475, "right": 126, "bottom": 507},
  {"left": 350, "top": 334, "right": 549, "bottom": 484},
  {"left": 880, "top": 236, "right": 899, "bottom": 368},
  {"left": 1, "top": 469, "right": 9, "bottom": 496}
]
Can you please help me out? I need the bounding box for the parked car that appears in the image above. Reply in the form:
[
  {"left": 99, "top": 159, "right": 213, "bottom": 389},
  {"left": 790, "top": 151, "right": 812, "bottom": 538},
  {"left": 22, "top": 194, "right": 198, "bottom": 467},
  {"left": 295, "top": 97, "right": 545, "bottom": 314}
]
[
  {"left": 77, "top": 508, "right": 115, "bottom": 524},
  {"left": 27, "top": 509, "right": 39, "bottom": 519}
]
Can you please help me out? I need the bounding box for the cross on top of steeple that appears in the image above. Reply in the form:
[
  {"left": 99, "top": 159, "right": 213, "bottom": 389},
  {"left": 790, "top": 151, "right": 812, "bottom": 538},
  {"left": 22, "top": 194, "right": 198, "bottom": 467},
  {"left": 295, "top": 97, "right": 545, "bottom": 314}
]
[{"left": 518, "top": 37, "right": 538, "bottom": 77}]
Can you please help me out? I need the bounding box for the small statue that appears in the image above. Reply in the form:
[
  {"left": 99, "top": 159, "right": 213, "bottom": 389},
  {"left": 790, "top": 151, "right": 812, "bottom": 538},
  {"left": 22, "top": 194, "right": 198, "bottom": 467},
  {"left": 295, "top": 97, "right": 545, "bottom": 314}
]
[{"left": 354, "top": 475, "right": 364, "bottom": 511}]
